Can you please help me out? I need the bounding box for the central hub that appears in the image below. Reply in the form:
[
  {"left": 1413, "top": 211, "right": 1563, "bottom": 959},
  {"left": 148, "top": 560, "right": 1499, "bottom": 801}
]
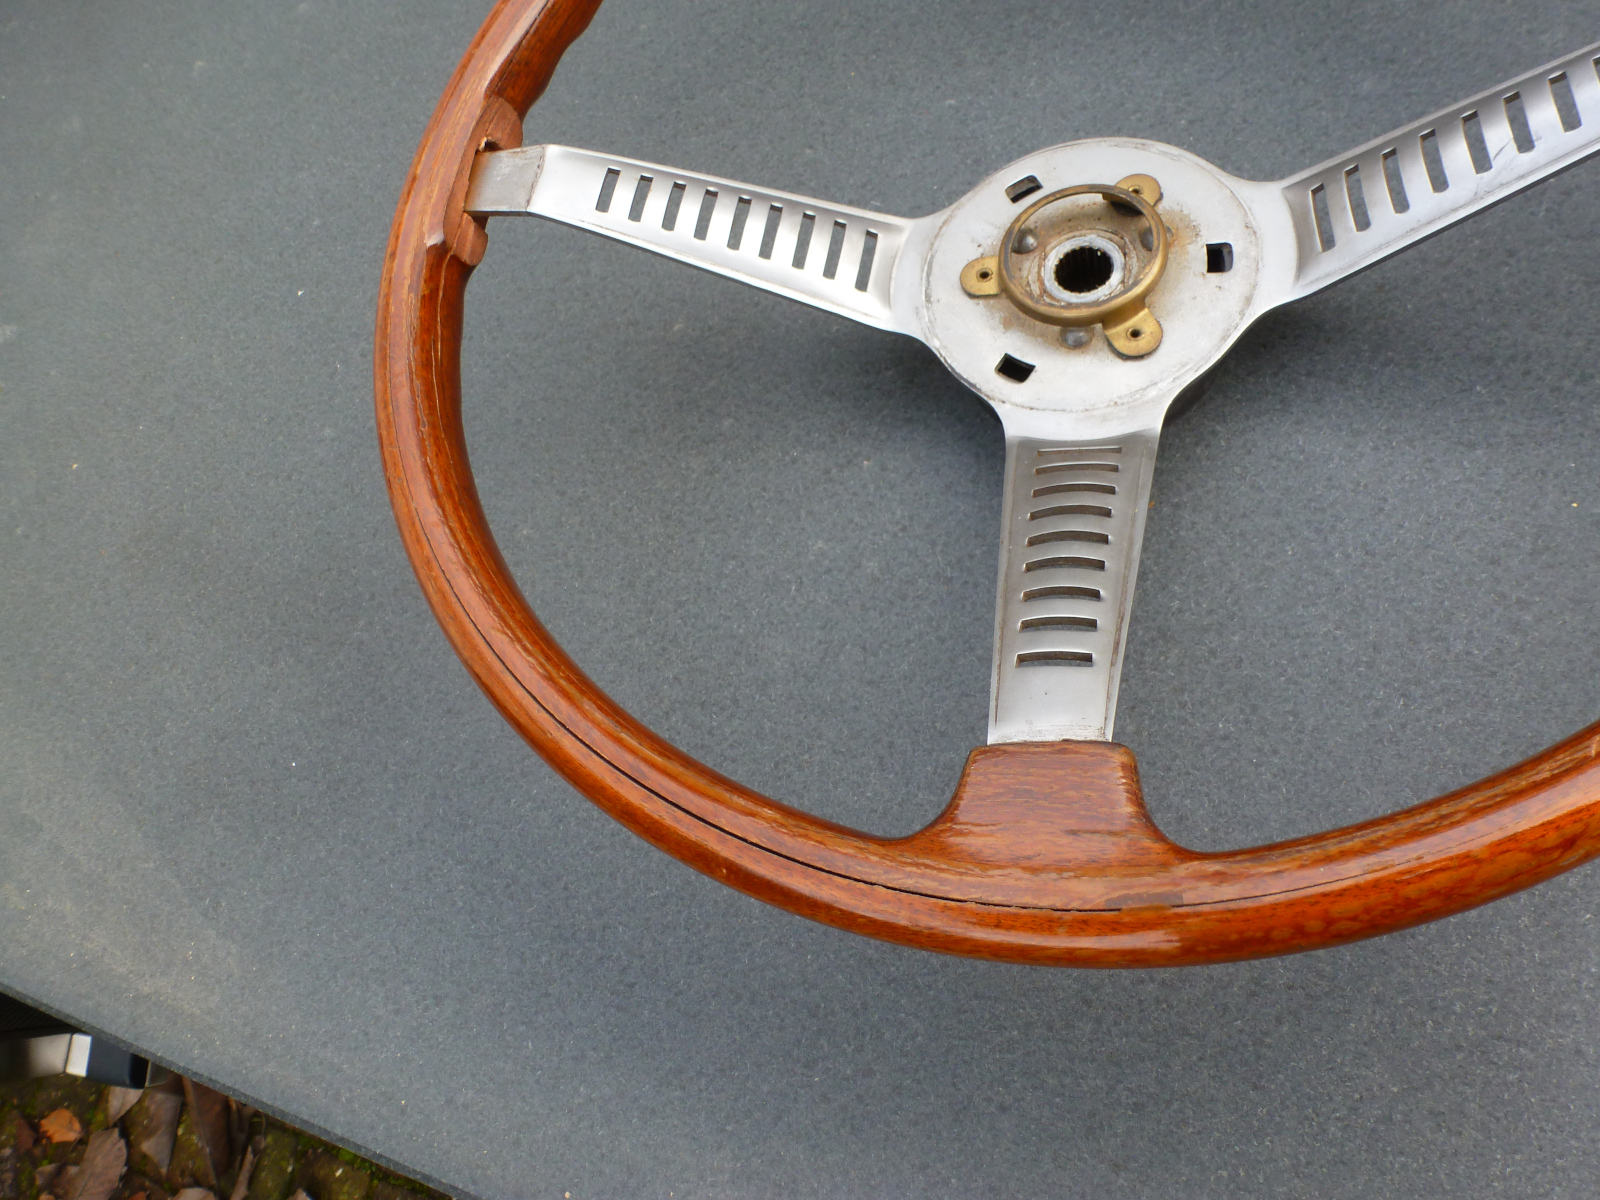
[
  {"left": 962, "top": 177, "right": 1170, "bottom": 357},
  {"left": 918, "top": 137, "right": 1263, "bottom": 430}
]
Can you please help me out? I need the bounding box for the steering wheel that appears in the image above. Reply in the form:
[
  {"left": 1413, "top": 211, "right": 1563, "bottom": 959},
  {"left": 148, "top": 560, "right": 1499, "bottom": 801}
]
[{"left": 375, "top": 0, "right": 1600, "bottom": 966}]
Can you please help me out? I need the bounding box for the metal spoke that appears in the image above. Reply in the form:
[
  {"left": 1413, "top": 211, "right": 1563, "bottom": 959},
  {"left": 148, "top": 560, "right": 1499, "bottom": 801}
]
[
  {"left": 988, "top": 427, "right": 1160, "bottom": 744},
  {"left": 1276, "top": 41, "right": 1600, "bottom": 301},
  {"left": 457, "top": 42, "right": 1600, "bottom": 750},
  {"left": 466, "top": 145, "right": 921, "bottom": 333}
]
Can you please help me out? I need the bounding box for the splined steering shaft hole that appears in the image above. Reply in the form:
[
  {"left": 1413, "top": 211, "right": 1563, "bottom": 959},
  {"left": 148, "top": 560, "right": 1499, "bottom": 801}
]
[
  {"left": 1056, "top": 244, "right": 1114, "bottom": 293},
  {"left": 1042, "top": 234, "right": 1125, "bottom": 304}
]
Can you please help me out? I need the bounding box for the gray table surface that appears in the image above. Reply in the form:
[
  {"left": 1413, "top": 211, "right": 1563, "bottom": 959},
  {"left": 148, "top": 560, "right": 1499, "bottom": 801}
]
[{"left": 4, "top": 1, "right": 1600, "bottom": 1196}]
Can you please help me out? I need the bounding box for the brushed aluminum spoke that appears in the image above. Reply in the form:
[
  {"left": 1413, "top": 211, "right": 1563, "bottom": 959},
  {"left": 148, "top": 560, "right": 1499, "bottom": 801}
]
[
  {"left": 1277, "top": 41, "right": 1600, "bottom": 301},
  {"left": 460, "top": 41, "right": 1600, "bottom": 750},
  {"left": 988, "top": 427, "right": 1160, "bottom": 744},
  {"left": 466, "top": 145, "right": 919, "bottom": 333}
]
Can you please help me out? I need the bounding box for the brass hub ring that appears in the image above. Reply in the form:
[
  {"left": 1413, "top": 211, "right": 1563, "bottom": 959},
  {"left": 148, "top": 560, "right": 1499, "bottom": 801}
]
[{"left": 998, "top": 183, "right": 1169, "bottom": 327}]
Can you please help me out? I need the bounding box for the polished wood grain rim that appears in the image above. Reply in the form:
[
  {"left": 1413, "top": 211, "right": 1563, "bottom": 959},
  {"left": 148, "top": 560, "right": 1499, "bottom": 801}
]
[{"left": 374, "top": 0, "right": 1600, "bottom": 966}]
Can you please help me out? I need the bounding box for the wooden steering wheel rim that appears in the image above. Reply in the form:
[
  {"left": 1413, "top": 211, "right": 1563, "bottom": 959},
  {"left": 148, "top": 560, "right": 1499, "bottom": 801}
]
[{"left": 375, "top": 0, "right": 1600, "bottom": 967}]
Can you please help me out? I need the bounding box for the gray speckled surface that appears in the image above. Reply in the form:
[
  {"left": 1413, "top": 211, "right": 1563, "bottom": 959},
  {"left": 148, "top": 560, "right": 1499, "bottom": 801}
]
[{"left": 3, "top": 1, "right": 1600, "bottom": 1196}]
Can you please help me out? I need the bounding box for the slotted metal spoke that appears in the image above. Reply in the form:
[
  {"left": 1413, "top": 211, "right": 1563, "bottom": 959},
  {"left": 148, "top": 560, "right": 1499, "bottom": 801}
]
[
  {"left": 1277, "top": 41, "right": 1600, "bottom": 300},
  {"left": 467, "top": 145, "right": 920, "bottom": 332},
  {"left": 459, "top": 42, "right": 1600, "bottom": 751},
  {"left": 987, "top": 426, "right": 1161, "bottom": 744}
]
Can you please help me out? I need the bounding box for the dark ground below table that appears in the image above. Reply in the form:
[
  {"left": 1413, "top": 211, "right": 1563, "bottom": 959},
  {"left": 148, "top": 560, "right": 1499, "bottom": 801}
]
[{"left": 0, "top": 1076, "right": 446, "bottom": 1200}]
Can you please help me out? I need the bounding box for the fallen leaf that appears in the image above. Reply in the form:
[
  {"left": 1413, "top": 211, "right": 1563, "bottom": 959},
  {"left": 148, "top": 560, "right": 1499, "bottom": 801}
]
[
  {"left": 170, "top": 1109, "right": 214, "bottom": 1188},
  {"left": 226, "top": 1144, "right": 257, "bottom": 1200},
  {"left": 225, "top": 1101, "right": 253, "bottom": 1172},
  {"left": 181, "top": 1080, "right": 230, "bottom": 1185},
  {"left": 106, "top": 1088, "right": 144, "bottom": 1126},
  {"left": 126, "top": 1089, "right": 181, "bottom": 1177},
  {"left": 38, "top": 1111, "right": 82, "bottom": 1146},
  {"left": 246, "top": 1127, "right": 297, "bottom": 1200},
  {"left": 172, "top": 1188, "right": 217, "bottom": 1200},
  {"left": 298, "top": 1149, "right": 372, "bottom": 1200},
  {"left": 65, "top": 1128, "right": 126, "bottom": 1200},
  {"left": 13, "top": 1116, "right": 35, "bottom": 1156}
]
